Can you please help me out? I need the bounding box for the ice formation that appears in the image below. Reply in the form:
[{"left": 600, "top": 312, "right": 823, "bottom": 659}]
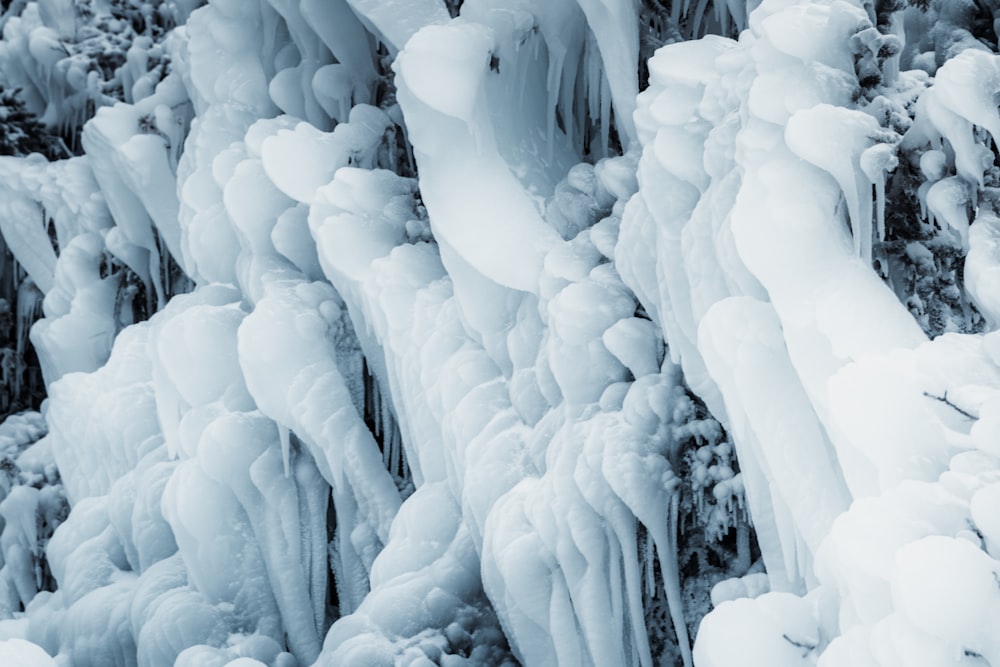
[{"left": 0, "top": 0, "right": 997, "bottom": 666}]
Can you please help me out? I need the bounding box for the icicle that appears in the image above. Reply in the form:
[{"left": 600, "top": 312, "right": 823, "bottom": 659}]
[
  {"left": 785, "top": 104, "right": 888, "bottom": 264},
  {"left": 389, "top": 417, "right": 401, "bottom": 478},
  {"left": 926, "top": 176, "right": 972, "bottom": 252},
  {"left": 917, "top": 181, "right": 931, "bottom": 222},
  {"left": 606, "top": 503, "right": 654, "bottom": 667},
  {"left": 147, "top": 240, "right": 164, "bottom": 311},
  {"left": 727, "top": 0, "right": 746, "bottom": 31},
  {"left": 15, "top": 278, "right": 42, "bottom": 358},
  {"left": 364, "top": 363, "right": 379, "bottom": 439},
  {"left": 662, "top": 490, "right": 693, "bottom": 667},
  {"left": 599, "top": 72, "right": 612, "bottom": 157},
  {"left": 278, "top": 424, "right": 291, "bottom": 478},
  {"left": 917, "top": 149, "right": 946, "bottom": 222},
  {"left": 559, "top": 41, "right": 581, "bottom": 147},
  {"left": 383, "top": 421, "right": 393, "bottom": 477},
  {"left": 932, "top": 49, "right": 1000, "bottom": 157},
  {"left": 690, "top": 0, "right": 712, "bottom": 39},
  {"left": 381, "top": 433, "right": 391, "bottom": 472},
  {"left": 860, "top": 143, "right": 898, "bottom": 247},
  {"left": 607, "top": 533, "right": 627, "bottom": 664},
  {"left": 713, "top": 0, "right": 727, "bottom": 36},
  {"left": 642, "top": 526, "right": 655, "bottom": 599},
  {"left": 515, "top": 30, "right": 538, "bottom": 132},
  {"left": 294, "top": 451, "right": 329, "bottom": 638},
  {"left": 922, "top": 90, "right": 991, "bottom": 189},
  {"left": 874, "top": 173, "right": 886, "bottom": 244},
  {"left": 380, "top": 386, "right": 394, "bottom": 454},
  {"left": 586, "top": 34, "right": 601, "bottom": 141},
  {"left": 547, "top": 48, "right": 566, "bottom": 152}
]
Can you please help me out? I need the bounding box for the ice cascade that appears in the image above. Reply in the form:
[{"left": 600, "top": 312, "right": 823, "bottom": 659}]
[{"left": 0, "top": 0, "right": 998, "bottom": 666}]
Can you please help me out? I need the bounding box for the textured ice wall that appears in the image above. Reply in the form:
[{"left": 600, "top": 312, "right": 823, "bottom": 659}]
[
  {"left": 622, "top": 0, "right": 1000, "bottom": 664},
  {"left": 0, "top": 0, "right": 1000, "bottom": 666},
  {"left": 0, "top": 1, "right": 702, "bottom": 666}
]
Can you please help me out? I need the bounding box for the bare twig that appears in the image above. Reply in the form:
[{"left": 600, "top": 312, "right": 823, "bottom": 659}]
[
  {"left": 923, "top": 390, "right": 978, "bottom": 420},
  {"left": 782, "top": 634, "right": 816, "bottom": 658}
]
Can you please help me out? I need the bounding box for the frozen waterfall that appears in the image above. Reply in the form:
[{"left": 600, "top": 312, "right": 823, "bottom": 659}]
[{"left": 0, "top": 0, "right": 997, "bottom": 666}]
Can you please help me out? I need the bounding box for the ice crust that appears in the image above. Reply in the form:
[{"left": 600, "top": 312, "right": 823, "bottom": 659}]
[{"left": 0, "top": 0, "right": 999, "bottom": 666}]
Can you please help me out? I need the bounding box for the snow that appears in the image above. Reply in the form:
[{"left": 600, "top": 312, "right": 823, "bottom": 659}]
[
  {"left": 393, "top": 21, "right": 565, "bottom": 295},
  {"left": 931, "top": 49, "right": 1000, "bottom": 160},
  {"left": 966, "top": 211, "right": 1000, "bottom": 327},
  {"left": 893, "top": 536, "right": 1000, "bottom": 664},
  {"left": 925, "top": 176, "right": 971, "bottom": 251},
  {"left": 693, "top": 593, "right": 819, "bottom": 666},
  {"left": 0, "top": 0, "right": 999, "bottom": 665},
  {"left": 0, "top": 637, "right": 57, "bottom": 666},
  {"left": 784, "top": 104, "right": 895, "bottom": 263},
  {"left": 699, "top": 297, "right": 851, "bottom": 586},
  {"left": 261, "top": 107, "right": 391, "bottom": 205},
  {"left": 32, "top": 233, "right": 120, "bottom": 384},
  {"left": 602, "top": 317, "right": 662, "bottom": 378}
]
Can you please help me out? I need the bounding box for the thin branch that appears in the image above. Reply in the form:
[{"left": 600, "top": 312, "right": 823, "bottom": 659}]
[
  {"left": 922, "top": 390, "right": 978, "bottom": 420},
  {"left": 782, "top": 634, "right": 816, "bottom": 658}
]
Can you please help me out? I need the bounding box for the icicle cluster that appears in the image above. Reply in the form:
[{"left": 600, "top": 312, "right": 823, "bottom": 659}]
[{"left": 0, "top": 0, "right": 998, "bottom": 666}]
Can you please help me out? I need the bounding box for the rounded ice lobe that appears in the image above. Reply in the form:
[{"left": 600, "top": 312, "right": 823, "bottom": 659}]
[
  {"left": 0, "top": 638, "right": 57, "bottom": 666},
  {"left": 693, "top": 593, "right": 819, "bottom": 667},
  {"left": 393, "top": 23, "right": 493, "bottom": 124},
  {"left": 893, "top": 536, "right": 1000, "bottom": 663}
]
